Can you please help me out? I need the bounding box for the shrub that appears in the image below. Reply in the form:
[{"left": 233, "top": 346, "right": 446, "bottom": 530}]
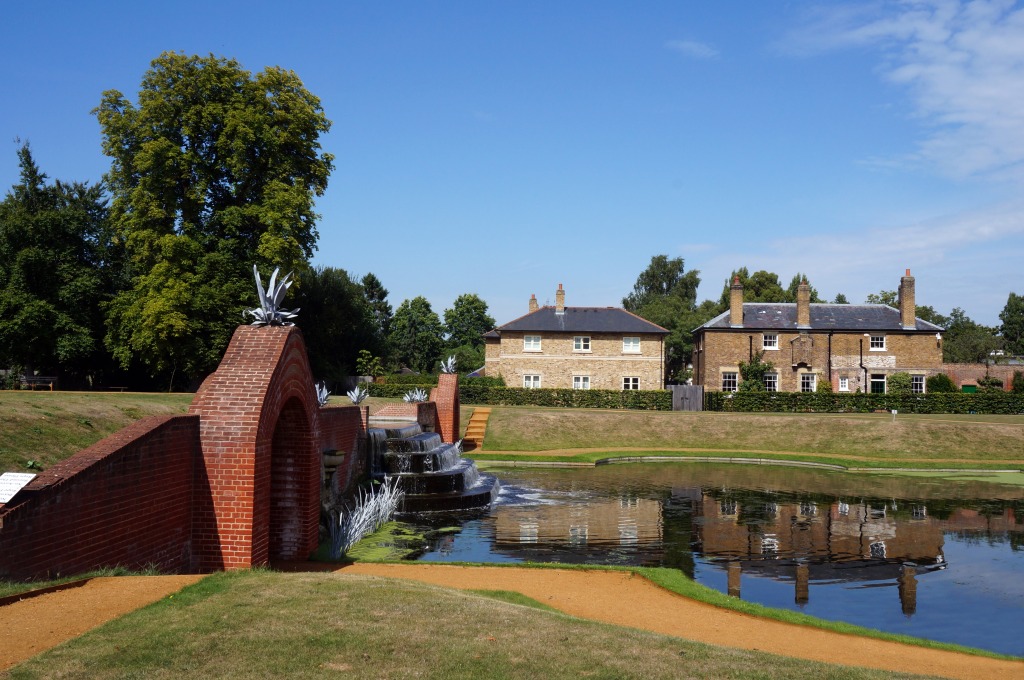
[
  {"left": 887, "top": 372, "right": 913, "bottom": 395},
  {"left": 1013, "top": 371, "right": 1024, "bottom": 394},
  {"left": 380, "top": 373, "right": 439, "bottom": 386},
  {"left": 463, "top": 375, "right": 505, "bottom": 387},
  {"left": 816, "top": 378, "right": 833, "bottom": 393},
  {"left": 738, "top": 351, "right": 773, "bottom": 392},
  {"left": 457, "top": 385, "right": 672, "bottom": 410},
  {"left": 977, "top": 375, "right": 1004, "bottom": 391},
  {"left": 355, "top": 350, "right": 385, "bottom": 378},
  {"left": 926, "top": 373, "right": 957, "bottom": 393}
]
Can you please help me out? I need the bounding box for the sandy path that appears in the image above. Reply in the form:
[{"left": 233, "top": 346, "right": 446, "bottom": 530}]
[
  {"left": 0, "top": 575, "right": 202, "bottom": 671},
  {"left": 339, "top": 563, "right": 1024, "bottom": 680}
]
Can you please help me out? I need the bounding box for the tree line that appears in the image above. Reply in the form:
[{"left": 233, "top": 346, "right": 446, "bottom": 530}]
[
  {"left": 622, "top": 256, "right": 1024, "bottom": 382},
  {"left": 0, "top": 53, "right": 494, "bottom": 391}
]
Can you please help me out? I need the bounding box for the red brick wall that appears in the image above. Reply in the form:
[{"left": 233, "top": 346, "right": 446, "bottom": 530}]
[
  {"left": 319, "top": 405, "right": 368, "bottom": 500},
  {"left": 941, "top": 363, "right": 1019, "bottom": 391},
  {"left": 431, "top": 373, "right": 460, "bottom": 443},
  {"left": 0, "top": 415, "right": 199, "bottom": 580},
  {"left": 0, "top": 324, "right": 372, "bottom": 580},
  {"left": 189, "top": 325, "right": 321, "bottom": 570}
]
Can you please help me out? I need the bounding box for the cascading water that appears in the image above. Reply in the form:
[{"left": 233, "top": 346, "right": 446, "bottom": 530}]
[{"left": 368, "top": 423, "right": 499, "bottom": 513}]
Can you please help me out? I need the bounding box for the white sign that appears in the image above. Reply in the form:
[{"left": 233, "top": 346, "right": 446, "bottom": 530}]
[{"left": 0, "top": 472, "right": 37, "bottom": 503}]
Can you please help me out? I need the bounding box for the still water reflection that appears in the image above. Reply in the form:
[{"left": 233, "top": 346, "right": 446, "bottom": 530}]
[{"left": 406, "top": 463, "right": 1024, "bottom": 656}]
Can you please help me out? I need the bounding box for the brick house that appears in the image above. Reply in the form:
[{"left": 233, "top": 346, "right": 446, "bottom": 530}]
[
  {"left": 692, "top": 271, "right": 945, "bottom": 393},
  {"left": 483, "top": 284, "right": 669, "bottom": 390}
]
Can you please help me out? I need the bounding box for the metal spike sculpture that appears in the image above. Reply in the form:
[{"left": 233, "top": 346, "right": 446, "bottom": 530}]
[
  {"left": 347, "top": 385, "right": 369, "bottom": 404},
  {"left": 246, "top": 265, "right": 299, "bottom": 326},
  {"left": 439, "top": 355, "right": 457, "bottom": 374},
  {"left": 316, "top": 381, "right": 331, "bottom": 407}
]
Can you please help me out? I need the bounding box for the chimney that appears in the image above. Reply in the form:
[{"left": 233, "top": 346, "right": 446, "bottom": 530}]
[
  {"left": 898, "top": 268, "right": 916, "bottom": 330},
  {"left": 529, "top": 293, "right": 538, "bottom": 313},
  {"left": 729, "top": 276, "right": 744, "bottom": 327},
  {"left": 555, "top": 283, "right": 565, "bottom": 315},
  {"left": 797, "top": 277, "right": 811, "bottom": 329}
]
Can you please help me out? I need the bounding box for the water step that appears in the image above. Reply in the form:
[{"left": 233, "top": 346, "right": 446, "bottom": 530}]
[{"left": 398, "top": 473, "right": 500, "bottom": 513}]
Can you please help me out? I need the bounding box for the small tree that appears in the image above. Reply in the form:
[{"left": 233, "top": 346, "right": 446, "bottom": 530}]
[
  {"left": 355, "top": 349, "right": 384, "bottom": 378},
  {"left": 887, "top": 372, "right": 913, "bottom": 395},
  {"left": 926, "top": 373, "right": 958, "bottom": 393},
  {"left": 816, "top": 378, "right": 833, "bottom": 393},
  {"left": 738, "top": 351, "right": 774, "bottom": 392}
]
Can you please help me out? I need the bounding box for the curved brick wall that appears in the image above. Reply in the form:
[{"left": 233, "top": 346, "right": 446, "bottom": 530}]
[{"left": 189, "top": 325, "right": 321, "bottom": 570}]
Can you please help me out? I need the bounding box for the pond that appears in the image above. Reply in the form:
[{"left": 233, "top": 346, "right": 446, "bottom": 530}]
[{"left": 402, "top": 463, "right": 1024, "bottom": 657}]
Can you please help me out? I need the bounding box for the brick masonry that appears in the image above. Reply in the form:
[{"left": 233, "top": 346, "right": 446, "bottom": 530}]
[
  {"left": 0, "top": 324, "right": 444, "bottom": 579},
  {"left": 485, "top": 332, "right": 665, "bottom": 390},
  {"left": 697, "top": 329, "right": 944, "bottom": 392}
]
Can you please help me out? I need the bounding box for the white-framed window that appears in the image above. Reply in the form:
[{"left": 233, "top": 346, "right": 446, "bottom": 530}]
[
  {"left": 800, "top": 373, "right": 816, "bottom": 392},
  {"left": 763, "top": 373, "right": 778, "bottom": 392},
  {"left": 622, "top": 377, "right": 639, "bottom": 390},
  {"left": 573, "top": 375, "right": 590, "bottom": 390},
  {"left": 622, "top": 336, "right": 641, "bottom": 353},
  {"left": 722, "top": 372, "right": 738, "bottom": 392},
  {"left": 838, "top": 376, "right": 849, "bottom": 392},
  {"left": 573, "top": 336, "right": 591, "bottom": 352},
  {"left": 762, "top": 333, "right": 778, "bottom": 350},
  {"left": 911, "top": 375, "right": 925, "bottom": 394},
  {"left": 869, "top": 334, "right": 886, "bottom": 350},
  {"left": 523, "top": 335, "right": 542, "bottom": 351},
  {"left": 523, "top": 374, "right": 541, "bottom": 389}
]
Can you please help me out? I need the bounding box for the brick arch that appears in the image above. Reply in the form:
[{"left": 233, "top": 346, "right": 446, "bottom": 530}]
[{"left": 189, "top": 325, "right": 321, "bottom": 570}]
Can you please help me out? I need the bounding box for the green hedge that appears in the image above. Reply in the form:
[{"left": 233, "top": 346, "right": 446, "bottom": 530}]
[
  {"left": 368, "top": 383, "right": 670, "bottom": 409},
  {"left": 366, "top": 383, "right": 435, "bottom": 398},
  {"left": 457, "top": 385, "right": 671, "bottom": 410},
  {"left": 704, "top": 391, "right": 1024, "bottom": 414},
  {"left": 379, "top": 374, "right": 439, "bottom": 386}
]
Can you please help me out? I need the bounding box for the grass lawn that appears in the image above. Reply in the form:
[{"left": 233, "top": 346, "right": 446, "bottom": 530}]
[
  {"left": 0, "top": 392, "right": 192, "bottom": 473},
  {"left": 475, "top": 406, "right": 1024, "bottom": 467},
  {"left": 5, "top": 570, "right": 939, "bottom": 680}
]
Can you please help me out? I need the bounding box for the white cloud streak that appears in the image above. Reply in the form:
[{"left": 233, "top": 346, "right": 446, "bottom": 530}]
[
  {"left": 665, "top": 40, "right": 719, "bottom": 60},
  {"left": 784, "top": 0, "right": 1024, "bottom": 181}
]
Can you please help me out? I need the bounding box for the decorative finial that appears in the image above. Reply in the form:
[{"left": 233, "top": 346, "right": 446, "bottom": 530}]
[{"left": 246, "top": 265, "right": 299, "bottom": 326}]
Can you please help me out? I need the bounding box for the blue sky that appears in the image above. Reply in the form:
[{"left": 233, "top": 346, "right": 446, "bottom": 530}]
[{"left": 2, "top": 1, "right": 1022, "bottom": 326}]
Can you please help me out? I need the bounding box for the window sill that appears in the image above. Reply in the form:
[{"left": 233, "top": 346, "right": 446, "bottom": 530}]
[
  {"left": 523, "top": 348, "right": 542, "bottom": 353},
  {"left": 869, "top": 348, "right": 887, "bottom": 352},
  {"left": 621, "top": 350, "right": 642, "bottom": 355},
  {"left": 762, "top": 347, "right": 779, "bottom": 351},
  {"left": 573, "top": 350, "right": 592, "bottom": 354}
]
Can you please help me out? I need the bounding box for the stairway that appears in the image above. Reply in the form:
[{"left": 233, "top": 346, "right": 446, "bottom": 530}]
[{"left": 462, "top": 407, "right": 492, "bottom": 450}]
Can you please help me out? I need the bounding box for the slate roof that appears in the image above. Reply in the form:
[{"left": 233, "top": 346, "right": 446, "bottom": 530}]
[
  {"left": 483, "top": 306, "right": 669, "bottom": 338},
  {"left": 696, "top": 304, "right": 945, "bottom": 333}
]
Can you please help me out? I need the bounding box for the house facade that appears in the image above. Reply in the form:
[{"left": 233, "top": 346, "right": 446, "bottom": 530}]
[
  {"left": 484, "top": 284, "right": 669, "bottom": 390},
  {"left": 693, "top": 271, "right": 945, "bottom": 393}
]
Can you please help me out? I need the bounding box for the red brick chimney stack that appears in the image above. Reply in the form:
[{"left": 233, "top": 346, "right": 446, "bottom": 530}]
[
  {"left": 899, "top": 268, "right": 916, "bottom": 330},
  {"left": 797, "top": 277, "right": 811, "bottom": 329},
  {"left": 729, "top": 275, "right": 744, "bottom": 328},
  {"left": 555, "top": 283, "right": 565, "bottom": 315}
]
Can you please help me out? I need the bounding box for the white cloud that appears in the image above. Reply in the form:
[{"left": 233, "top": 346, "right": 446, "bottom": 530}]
[
  {"left": 784, "top": 1, "right": 1024, "bottom": 181},
  {"left": 696, "top": 200, "right": 1024, "bottom": 323},
  {"left": 665, "top": 40, "right": 719, "bottom": 60}
]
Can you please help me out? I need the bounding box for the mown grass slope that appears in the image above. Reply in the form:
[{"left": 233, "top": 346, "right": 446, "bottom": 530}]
[{"left": 6, "top": 570, "right": 937, "bottom": 680}]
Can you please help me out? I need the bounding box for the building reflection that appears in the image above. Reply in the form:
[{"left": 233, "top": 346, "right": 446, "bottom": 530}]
[{"left": 489, "top": 486, "right": 1022, "bottom": 615}]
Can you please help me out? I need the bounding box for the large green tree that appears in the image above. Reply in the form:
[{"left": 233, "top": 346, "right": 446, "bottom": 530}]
[
  {"left": 784, "top": 274, "right": 822, "bottom": 303},
  {"left": 444, "top": 293, "right": 495, "bottom": 349},
  {"left": 390, "top": 296, "right": 444, "bottom": 373},
  {"left": 361, "top": 272, "right": 393, "bottom": 355},
  {"left": 943, "top": 307, "right": 1002, "bottom": 364},
  {"left": 0, "top": 144, "right": 113, "bottom": 381},
  {"left": 623, "top": 255, "right": 709, "bottom": 382},
  {"left": 95, "top": 52, "right": 334, "bottom": 387},
  {"left": 294, "top": 266, "right": 380, "bottom": 383},
  {"left": 999, "top": 292, "right": 1024, "bottom": 356},
  {"left": 717, "top": 268, "right": 788, "bottom": 305}
]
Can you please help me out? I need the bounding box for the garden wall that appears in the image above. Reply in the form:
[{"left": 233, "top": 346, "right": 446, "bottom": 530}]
[
  {"left": 0, "top": 415, "right": 200, "bottom": 580},
  {"left": 0, "top": 326, "right": 396, "bottom": 580}
]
